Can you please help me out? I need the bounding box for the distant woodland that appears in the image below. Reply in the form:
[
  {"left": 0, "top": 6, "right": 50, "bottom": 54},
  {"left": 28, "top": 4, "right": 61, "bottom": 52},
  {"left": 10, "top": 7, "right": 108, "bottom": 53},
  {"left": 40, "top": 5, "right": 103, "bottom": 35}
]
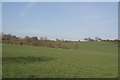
[{"left": 1, "top": 33, "right": 120, "bottom": 49}]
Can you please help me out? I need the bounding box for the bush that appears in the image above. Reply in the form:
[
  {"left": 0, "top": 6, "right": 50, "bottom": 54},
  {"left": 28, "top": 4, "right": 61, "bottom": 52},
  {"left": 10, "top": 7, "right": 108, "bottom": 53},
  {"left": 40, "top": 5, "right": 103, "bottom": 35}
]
[
  {"left": 61, "top": 45, "right": 69, "bottom": 49},
  {"left": 47, "top": 43, "right": 56, "bottom": 48}
]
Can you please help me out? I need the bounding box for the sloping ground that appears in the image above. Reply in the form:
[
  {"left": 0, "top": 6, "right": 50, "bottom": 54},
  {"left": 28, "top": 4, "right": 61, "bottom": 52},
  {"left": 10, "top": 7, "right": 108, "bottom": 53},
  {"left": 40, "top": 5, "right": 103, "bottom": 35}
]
[{"left": 2, "top": 42, "right": 118, "bottom": 78}]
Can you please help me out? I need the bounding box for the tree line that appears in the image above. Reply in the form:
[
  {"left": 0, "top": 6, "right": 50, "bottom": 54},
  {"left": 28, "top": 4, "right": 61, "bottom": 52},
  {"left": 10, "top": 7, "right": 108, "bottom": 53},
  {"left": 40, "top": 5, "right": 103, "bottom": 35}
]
[
  {"left": 84, "top": 37, "right": 120, "bottom": 43},
  {"left": 1, "top": 33, "right": 80, "bottom": 49},
  {"left": 1, "top": 33, "right": 119, "bottom": 49}
]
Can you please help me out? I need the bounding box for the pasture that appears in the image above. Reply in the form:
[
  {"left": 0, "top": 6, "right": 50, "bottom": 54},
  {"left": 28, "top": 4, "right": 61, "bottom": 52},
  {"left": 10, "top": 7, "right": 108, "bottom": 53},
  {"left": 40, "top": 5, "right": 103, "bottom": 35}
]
[{"left": 2, "top": 42, "right": 118, "bottom": 78}]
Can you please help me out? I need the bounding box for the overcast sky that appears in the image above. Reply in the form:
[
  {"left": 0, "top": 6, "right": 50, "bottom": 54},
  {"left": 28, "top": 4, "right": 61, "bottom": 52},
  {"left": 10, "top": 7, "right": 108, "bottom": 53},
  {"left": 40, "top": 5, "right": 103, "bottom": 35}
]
[{"left": 2, "top": 2, "right": 118, "bottom": 40}]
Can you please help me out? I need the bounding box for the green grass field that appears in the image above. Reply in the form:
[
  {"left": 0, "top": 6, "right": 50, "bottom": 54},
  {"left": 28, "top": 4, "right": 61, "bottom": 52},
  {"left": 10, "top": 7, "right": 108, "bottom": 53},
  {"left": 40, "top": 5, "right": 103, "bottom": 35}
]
[{"left": 2, "top": 42, "right": 118, "bottom": 78}]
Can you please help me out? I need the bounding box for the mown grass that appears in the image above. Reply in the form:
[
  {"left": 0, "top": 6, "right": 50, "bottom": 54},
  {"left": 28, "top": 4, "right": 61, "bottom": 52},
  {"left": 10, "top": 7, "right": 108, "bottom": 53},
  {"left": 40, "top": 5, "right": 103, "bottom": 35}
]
[{"left": 2, "top": 42, "right": 118, "bottom": 78}]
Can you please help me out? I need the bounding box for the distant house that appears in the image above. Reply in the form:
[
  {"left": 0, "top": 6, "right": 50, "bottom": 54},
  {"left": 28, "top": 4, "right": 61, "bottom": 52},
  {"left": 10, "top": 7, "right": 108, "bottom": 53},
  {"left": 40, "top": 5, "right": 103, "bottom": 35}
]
[{"left": 80, "top": 40, "right": 88, "bottom": 42}]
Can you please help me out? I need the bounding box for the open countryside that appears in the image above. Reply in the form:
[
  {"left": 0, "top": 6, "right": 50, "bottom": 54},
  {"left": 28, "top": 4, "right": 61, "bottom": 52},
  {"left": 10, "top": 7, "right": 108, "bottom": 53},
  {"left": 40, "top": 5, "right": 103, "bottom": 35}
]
[
  {"left": 2, "top": 2, "right": 118, "bottom": 78},
  {"left": 2, "top": 34, "right": 118, "bottom": 78}
]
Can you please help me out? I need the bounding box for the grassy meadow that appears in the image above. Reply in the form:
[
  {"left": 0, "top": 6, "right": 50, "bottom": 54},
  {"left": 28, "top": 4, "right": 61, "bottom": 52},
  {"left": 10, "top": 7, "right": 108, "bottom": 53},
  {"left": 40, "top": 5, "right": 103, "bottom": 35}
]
[{"left": 2, "top": 42, "right": 118, "bottom": 78}]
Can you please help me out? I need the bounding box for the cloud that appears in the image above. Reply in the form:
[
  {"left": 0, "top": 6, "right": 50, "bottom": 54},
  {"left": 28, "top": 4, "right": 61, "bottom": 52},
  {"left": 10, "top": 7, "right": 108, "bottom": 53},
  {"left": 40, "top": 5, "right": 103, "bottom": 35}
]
[{"left": 20, "top": 2, "right": 35, "bottom": 18}]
